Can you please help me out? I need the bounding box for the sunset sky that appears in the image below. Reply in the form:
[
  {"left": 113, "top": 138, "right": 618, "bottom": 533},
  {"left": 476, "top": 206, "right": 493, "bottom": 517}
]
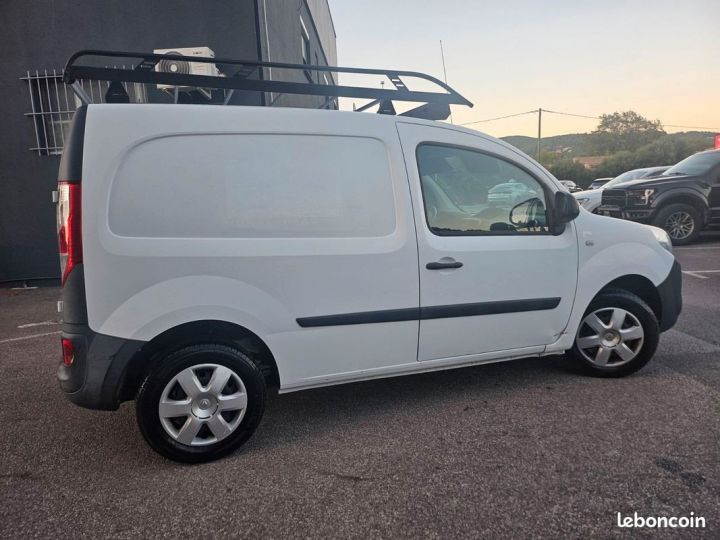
[{"left": 331, "top": 0, "right": 720, "bottom": 137}]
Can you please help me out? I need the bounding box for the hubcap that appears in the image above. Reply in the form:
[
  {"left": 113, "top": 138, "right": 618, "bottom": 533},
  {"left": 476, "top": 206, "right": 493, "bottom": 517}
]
[
  {"left": 159, "top": 363, "right": 247, "bottom": 446},
  {"left": 576, "top": 307, "right": 644, "bottom": 367},
  {"left": 191, "top": 395, "right": 218, "bottom": 419},
  {"left": 665, "top": 211, "right": 694, "bottom": 240}
]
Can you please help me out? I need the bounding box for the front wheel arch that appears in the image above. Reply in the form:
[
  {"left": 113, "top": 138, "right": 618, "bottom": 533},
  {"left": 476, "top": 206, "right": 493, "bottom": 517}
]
[
  {"left": 653, "top": 194, "right": 708, "bottom": 224},
  {"left": 593, "top": 274, "right": 662, "bottom": 324}
]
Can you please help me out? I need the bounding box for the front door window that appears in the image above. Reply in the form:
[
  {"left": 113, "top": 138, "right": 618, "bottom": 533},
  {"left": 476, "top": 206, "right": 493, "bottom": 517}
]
[{"left": 416, "top": 144, "right": 550, "bottom": 235}]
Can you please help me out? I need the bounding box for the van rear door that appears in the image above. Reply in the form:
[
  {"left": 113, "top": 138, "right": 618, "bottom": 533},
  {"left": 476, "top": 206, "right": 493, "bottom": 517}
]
[{"left": 397, "top": 122, "right": 578, "bottom": 361}]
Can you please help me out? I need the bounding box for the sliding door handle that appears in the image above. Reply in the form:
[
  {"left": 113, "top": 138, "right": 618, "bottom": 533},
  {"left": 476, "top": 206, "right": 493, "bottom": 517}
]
[{"left": 426, "top": 259, "right": 463, "bottom": 270}]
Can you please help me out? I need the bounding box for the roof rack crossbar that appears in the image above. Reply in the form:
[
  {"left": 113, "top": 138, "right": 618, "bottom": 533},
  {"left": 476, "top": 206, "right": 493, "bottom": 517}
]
[
  {"left": 355, "top": 99, "right": 381, "bottom": 113},
  {"left": 63, "top": 50, "right": 472, "bottom": 119}
]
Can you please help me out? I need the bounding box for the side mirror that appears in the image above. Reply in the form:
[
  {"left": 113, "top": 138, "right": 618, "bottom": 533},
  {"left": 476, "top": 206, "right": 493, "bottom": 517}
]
[
  {"left": 509, "top": 197, "right": 542, "bottom": 229},
  {"left": 552, "top": 191, "right": 580, "bottom": 235}
]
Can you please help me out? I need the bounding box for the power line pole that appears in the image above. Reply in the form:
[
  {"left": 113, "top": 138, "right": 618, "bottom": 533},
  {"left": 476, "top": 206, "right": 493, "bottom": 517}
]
[{"left": 536, "top": 107, "right": 542, "bottom": 160}]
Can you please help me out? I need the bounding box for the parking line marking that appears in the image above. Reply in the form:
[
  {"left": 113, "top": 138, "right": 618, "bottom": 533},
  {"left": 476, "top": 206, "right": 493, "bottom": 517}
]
[
  {"left": 17, "top": 321, "right": 59, "bottom": 329},
  {"left": 682, "top": 270, "right": 720, "bottom": 279},
  {"left": 0, "top": 331, "right": 61, "bottom": 344}
]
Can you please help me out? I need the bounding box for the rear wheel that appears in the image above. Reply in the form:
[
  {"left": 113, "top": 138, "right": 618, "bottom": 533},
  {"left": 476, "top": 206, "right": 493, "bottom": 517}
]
[
  {"left": 136, "top": 344, "right": 266, "bottom": 463},
  {"left": 653, "top": 203, "right": 701, "bottom": 245},
  {"left": 570, "top": 290, "right": 659, "bottom": 377}
]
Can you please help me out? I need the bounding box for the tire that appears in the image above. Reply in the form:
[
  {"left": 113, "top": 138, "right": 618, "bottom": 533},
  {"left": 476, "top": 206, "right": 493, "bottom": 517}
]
[
  {"left": 569, "top": 289, "right": 659, "bottom": 378},
  {"left": 652, "top": 203, "right": 702, "bottom": 245},
  {"left": 136, "top": 344, "right": 266, "bottom": 463}
]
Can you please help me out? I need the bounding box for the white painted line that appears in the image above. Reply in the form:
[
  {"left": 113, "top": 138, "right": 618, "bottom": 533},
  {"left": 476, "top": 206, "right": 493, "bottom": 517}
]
[
  {"left": 685, "top": 270, "right": 720, "bottom": 273},
  {"left": 683, "top": 271, "right": 709, "bottom": 279},
  {"left": 17, "top": 321, "right": 59, "bottom": 329},
  {"left": 0, "top": 331, "right": 61, "bottom": 344},
  {"left": 675, "top": 246, "right": 720, "bottom": 250}
]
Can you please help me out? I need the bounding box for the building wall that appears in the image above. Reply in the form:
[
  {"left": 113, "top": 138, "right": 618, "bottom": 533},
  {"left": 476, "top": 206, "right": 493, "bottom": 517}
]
[
  {"left": 257, "top": 0, "right": 337, "bottom": 110},
  {"left": 307, "top": 0, "right": 337, "bottom": 68},
  {"left": 0, "top": 0, "right": 337, "bottom": 281}
]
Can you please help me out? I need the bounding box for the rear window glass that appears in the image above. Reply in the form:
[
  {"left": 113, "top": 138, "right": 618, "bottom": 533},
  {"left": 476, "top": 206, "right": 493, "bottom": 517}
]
[{"left": 109, "top": 134, "right": 396, "bottom": 238}]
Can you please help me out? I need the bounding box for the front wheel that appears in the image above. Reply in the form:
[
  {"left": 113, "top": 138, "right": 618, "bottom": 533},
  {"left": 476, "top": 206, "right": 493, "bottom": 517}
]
[
  {"left": 136, "top": 344, "right": 266, "bottom": 463},
  {"left": 653, "top": 203, "right": 701, "bottom": 245},
  {"left": 570, "top": 290, "right": 659, "bottom": 377}
]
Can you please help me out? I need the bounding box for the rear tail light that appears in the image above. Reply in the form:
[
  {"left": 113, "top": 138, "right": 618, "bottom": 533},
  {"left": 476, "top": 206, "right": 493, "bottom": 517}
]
[
  {"left": 56, "top": 182, "right": 82, "bottom": 285},
  {"left": 61, "top": 338, "right": 75, "bottom": 366}
]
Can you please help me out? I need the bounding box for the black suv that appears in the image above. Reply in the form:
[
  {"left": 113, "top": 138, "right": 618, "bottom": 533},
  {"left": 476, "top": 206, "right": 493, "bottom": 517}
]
[{"left": 598, "top": 149, "right": 720, "bottom": 244}]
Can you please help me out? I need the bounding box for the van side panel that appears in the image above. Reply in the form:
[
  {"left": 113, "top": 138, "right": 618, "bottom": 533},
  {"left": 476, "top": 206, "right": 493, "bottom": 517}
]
[
  {"left": 108, "top": 134, "right": 396, "bottom": 239},
  {"left": 81, "top": 105, "right": 420, "bottom": 388}
]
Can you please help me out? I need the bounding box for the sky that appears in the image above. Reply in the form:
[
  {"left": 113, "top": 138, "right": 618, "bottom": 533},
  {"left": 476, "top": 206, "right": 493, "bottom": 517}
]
[{"left": 330, "top": 0, "right": 720, "bottom": 137}]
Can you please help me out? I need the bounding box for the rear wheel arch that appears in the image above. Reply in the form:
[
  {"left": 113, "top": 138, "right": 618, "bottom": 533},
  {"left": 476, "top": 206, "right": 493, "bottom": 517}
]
[{"left": 119, "top": 320, "right": 280, "bottom": 403}]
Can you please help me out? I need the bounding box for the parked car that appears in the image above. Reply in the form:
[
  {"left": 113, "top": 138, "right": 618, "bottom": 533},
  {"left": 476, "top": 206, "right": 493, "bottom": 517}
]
[
  {"left": 487, "top": 181, "right": 539, "bottom": 206},
  {"left": 56, "top": 91, "right": 681, "bottom": 464},
  {"left": 560, "top": 180, "right": 583, "bottom": 193},
  {"left": 598, "top": 149, "right": 720, "bottom": 244},
  {"left": 574, "top": 166, "right": 671, "bottom": 213},
  {"left": 588, "top": 177, "right": 614, "bottom": 189}
]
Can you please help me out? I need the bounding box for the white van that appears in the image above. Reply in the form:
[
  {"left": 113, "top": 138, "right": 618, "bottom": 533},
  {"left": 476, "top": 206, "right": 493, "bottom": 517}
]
[{"left": 56, "top": 54, "right": 681, "bottom": 462}]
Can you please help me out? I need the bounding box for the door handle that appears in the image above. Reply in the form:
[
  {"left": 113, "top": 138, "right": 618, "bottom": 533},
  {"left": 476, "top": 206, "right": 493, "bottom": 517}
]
[{"left": 426, "top": 260, "right": 463, "bottom": 270}]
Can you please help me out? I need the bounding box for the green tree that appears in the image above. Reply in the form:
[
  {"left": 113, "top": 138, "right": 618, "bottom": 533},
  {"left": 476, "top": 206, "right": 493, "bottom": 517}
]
[
  {"left": 538, "top": 151, "right": 563, "bottom": 168},
  {"left": 547, "top": 158, "right": 592, "bottom": 187},
  {"left": 593, "top": 136, "right": 709, "bottom": 178},
  {"left": 591, "top": 111, "right": 665, "bottom": 154}
]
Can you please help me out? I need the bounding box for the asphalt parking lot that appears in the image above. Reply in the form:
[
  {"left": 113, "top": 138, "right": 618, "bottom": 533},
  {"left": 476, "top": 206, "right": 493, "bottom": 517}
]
[{"left": 1, "top": 234, "right": 719, "bottom": 538}]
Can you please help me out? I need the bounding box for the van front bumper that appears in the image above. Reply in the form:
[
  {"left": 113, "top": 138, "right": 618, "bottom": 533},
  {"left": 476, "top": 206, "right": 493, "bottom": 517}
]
[
  {"left": 58, "top": 324, "right": 144, "bottom": 410},
  {"left": 657, "top": 260, "right": 682, "bottom": 332}
]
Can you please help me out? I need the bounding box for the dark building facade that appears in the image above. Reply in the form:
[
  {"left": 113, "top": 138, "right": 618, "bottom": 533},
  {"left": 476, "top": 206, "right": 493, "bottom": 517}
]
[{"left": 0, "top": 0, "right": 336, "bottom": 281}]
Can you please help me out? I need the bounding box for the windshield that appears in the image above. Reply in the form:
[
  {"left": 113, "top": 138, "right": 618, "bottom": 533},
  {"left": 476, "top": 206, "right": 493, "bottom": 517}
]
[
  {"left": 664, "top": 152, "right": 720, "bottom": 177},
  {"left": 604, "top": 169, "right": 646, "bottom": 188}
]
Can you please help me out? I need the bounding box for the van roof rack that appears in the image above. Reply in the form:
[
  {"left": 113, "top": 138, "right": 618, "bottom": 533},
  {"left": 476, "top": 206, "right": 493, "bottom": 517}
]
[{"left": 63, "top": 49, "right": 473, "bottom": 121}]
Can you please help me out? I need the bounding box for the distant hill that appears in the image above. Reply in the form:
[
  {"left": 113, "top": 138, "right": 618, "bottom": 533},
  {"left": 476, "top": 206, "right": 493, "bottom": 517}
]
[{"left": 502, "top": 131, "right": 715, "bottom": 158}]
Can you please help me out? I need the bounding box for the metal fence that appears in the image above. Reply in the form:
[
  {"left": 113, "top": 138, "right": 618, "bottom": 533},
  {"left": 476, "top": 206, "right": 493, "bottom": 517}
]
[
  {"left": 21, "top": 65, "right": 309, "bottom": 156},
  {"left": 21, "top": 68, "right": 148, "bottom": 156}
]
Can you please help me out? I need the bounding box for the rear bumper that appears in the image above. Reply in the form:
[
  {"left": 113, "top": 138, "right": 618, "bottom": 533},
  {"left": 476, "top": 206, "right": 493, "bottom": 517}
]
[
  {"left": 58, "top": 323, "right": 144, "bottom": 410},
  {"left": 657, "top": 260, "right": 682, "bottom": 332}
]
